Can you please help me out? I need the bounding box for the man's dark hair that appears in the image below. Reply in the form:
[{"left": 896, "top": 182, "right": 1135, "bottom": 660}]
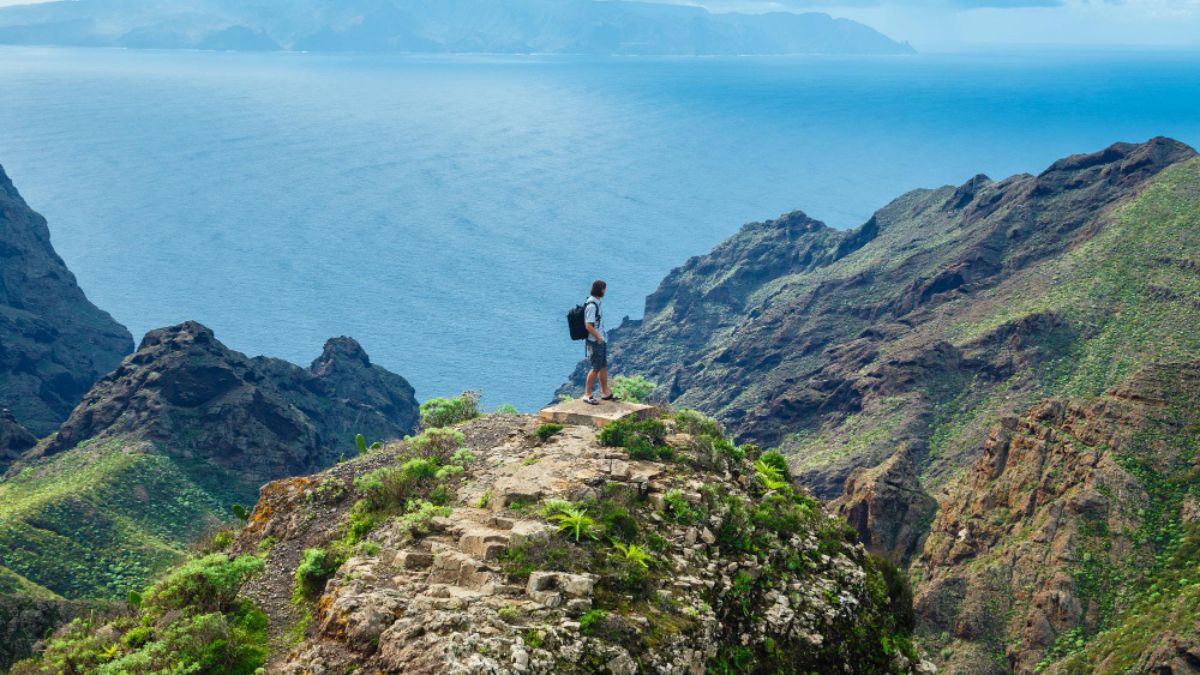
[{"left": 590, "top": 280, "right": 607, "bottom": 297}]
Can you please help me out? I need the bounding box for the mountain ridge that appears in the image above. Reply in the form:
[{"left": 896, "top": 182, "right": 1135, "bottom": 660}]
[
  {"left": 0, "top": 0, "right": 913, "bottom": 55},
  {"left": 0, "top": 163, "right": 134, "bottom": 440},
  {"left": 564, "top": 136, "right": 1198, "bottom": 497}
]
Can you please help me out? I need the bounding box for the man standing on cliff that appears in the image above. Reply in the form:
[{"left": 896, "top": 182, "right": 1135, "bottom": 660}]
[{"left": 583, "top": 279, "right": 616, "bottom": 405}]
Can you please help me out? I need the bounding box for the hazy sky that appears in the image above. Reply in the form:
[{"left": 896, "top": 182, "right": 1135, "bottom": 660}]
[
  {"left": 0, "top": 0, "right": 1196, "bottom": 51},
  {"left": 659, "top": 0, "right": 1200, "bottom": 50}
]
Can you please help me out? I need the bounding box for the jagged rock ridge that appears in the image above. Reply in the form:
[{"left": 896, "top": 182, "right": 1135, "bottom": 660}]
[
  {"left": 0, "top": 163, "right": 133, "bottom": 439},
  {"left": 0, "top": 321, "right": 420, "bottom": 602},
  {"left": 564, "top": 138, "right": 1199, "bottom": 499},
  {"left": 22, "top": 320, "right": 419, "bottom": 485}
]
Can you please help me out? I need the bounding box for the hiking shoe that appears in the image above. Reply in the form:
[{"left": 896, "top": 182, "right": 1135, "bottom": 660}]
[
  {"left": 601, "top": 394, "right": 620, "bottom": 401},
  {"left": 583, "top": 397, "right": 600, "bottom": 405}
]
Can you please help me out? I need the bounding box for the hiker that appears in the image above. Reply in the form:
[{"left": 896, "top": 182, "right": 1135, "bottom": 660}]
[{"left": 583, "top": 279, "right": 616, "bottom": 405}]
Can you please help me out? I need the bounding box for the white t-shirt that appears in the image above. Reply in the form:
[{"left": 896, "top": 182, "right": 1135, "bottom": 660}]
[{"left": 584, "top": 295, "right": 603, "bottom": 342}]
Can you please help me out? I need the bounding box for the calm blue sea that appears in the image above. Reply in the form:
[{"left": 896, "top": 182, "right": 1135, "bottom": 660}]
[{"left": 1, "top": 47, "right": 1198, "bottom": 410}]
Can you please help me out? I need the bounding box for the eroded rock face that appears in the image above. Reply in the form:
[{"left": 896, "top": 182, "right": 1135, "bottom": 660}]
[
  {"left": 558, "top": 138, "right": 1198, "bottom": 497},
  {"left": 0, "top": 163, "right": 133, "bottom": 437},
  {"left": 833, "top": 448, "right": 937, "bottom": 564},
  {"left": 0, "top": 407, "right": 36, "bottom": 469},
  {"left": 915, "top": 362, "right": 1200, "bottom": 674},
  {"left": 0, "top": 595, "right": 82, "bottom": 671},
  {"left": 19, "top": 321, "right": 418, "bottom": 485}
]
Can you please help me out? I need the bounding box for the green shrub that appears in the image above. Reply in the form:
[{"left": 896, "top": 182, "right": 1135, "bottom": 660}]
[
  {"left": 419, "top": 391, "right": 480, "bottom": 428},
  {"left": 688, "top": 434, "right": 744, "bottom": 472},
  {"left": 662, "top": 489, "right": 703, "bottom": 525},
  {"left": 757, "top": 451, "right": 789, "bottom": 477},
  {"left": 493, "top": 403, "right": 520, "bottom": 414},
  {"left": 401, "top": 457, "right": 439, "bottom": 480},
  {"left": 230, "top": 503, "right": 250, "bottom": 521},
  {"left": 397, "top": 500, "right": 452, "bottom": 535},
  {"left": 610, "top": 375, "right": 657, "bottom": 403},
  {"left": 540, "top": 498, "right": 574, "bottom": 517},
  {"left": 674, "top": 409, "right": 724, "bottom": 439},
  {"left": 406, "top": 427, "right": 467, "bottom": 462},
  {"left": 535, "top": 423, "right": 564, "bottom": 441},
  {"left": 353, "top": 467, "right": 413, "bottom": 512},
  {"left": 13, "top": 554, "right": 269, "bottom": 675},
  {"left": 594, "top": 502, "right": 640, "bottom": 544},
  {"left": 294, "top": 548, "right": 338, "bottom": 600},
  {"left": 599, "top": 417, "right": 666, "bottom": 448},
  {"left": 344, "top": 499, "right": 384, "bottom": 543},
  {"left": 579, "top": 608, "right": 609, "bottom": 634},
  {"left": 598, "top": 417, "right": 673, "bottom": 461},
  {"left": 144, "top": 553, "right": 264, "bottom": 616}
]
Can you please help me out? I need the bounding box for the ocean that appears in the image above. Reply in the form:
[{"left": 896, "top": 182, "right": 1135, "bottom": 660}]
[{"left": 1, "top": 47, "right": 1198, "bottom": 410}]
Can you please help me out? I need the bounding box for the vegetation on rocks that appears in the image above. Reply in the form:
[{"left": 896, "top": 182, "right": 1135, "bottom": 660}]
[
  {"left": 610, "top": 375, "right": 657, "bottom": 403},
  {"left": 419, "top": 391, "right": 481, "bottom": 428},
  {"left": 11, "top": 552, "right": 268, "bottom": 674},
  {"left": 214, "top": 411, "right": 924, "bottom": 673},
  {"left": 917, "top": 361, "right": 1200, "bottom": 673}
]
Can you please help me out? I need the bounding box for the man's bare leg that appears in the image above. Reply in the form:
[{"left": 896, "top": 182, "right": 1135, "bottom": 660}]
[
  {"left": 585, "top": 369, "right": 598, "bottom": 400},
  {"left": 599, "top": 367, "right": 611, "bottom": 398}
]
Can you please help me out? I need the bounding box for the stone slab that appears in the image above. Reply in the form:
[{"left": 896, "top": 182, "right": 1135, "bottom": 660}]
[{"left": 537, "top": 399, "right": 656, "bottom": 428}]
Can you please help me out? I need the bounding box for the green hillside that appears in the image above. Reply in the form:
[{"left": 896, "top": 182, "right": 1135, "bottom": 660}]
[{"left": 0, "top": 436, "right": 257, "bottom": 599}]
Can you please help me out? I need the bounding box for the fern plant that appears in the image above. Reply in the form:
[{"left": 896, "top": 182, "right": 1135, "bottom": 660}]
[
  {"left": 552, "top": 507, "right": 599, "bottom": 542},
  {"left": 754, "top": 457, "right": 790, "bottom": 491},
  {"left": 611, "top": 541, "right": 657, "bottom": 569}
]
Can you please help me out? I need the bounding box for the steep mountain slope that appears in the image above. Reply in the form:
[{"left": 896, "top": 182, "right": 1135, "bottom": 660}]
[
  {"left": 0, "top": 164, "right": 133, "bottom": 440},
  {"left": 566, "top": 138, "right": 1199, "bottom": 502},
  {"left": 917, "top": 361, "right": 1200, "bottom": 673},
  {"left": 0, "top": 321, "right": 419, "bottom": 601},
  {"left": 13, "top": 410, "right": 927, "bottom": 673},
  {"left": 0, "top": 0, "right": 913, "bottom": 55}
]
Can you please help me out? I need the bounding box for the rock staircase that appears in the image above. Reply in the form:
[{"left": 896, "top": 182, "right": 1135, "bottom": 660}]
[{"left": 287, "top": 416, "right": 683, "bottom": 673}]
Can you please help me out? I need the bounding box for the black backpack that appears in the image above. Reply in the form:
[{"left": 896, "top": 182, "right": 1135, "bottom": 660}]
[{"left": 567, "top": 300, "right": 599, "bottom": 341}]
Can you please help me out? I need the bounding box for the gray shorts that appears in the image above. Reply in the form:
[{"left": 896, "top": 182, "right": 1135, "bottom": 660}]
[{"left": 587, "top": 340, "right": 608, "bottom": 371}]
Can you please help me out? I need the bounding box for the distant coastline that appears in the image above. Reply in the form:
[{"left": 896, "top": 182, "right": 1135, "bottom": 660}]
[{"left": 0, "top": 0, "right": 914, "bottom": 56}]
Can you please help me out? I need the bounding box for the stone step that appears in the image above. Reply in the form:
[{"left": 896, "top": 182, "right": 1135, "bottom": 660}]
[
  {"left": 459, "top": 526, "right": 511, "bottom": 561},
  {"left": 537, "top": 399, "right": 656, "bottom": 428},
  {"left": 427, "top": 548, "right": 499, "bottom": 593}
]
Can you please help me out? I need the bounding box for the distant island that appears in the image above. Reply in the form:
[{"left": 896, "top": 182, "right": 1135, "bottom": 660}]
[{"left": 0, "top": 0, "right": 914, "bottom": 55}]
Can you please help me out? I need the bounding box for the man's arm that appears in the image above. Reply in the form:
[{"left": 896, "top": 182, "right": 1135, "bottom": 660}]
[{"left": 586, "top": 322, "right": 604, "bottom": 343}]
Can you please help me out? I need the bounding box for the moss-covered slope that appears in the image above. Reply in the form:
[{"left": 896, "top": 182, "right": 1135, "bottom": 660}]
[{"left": 0, "top": 436, "right": 258, "bottom": 600}]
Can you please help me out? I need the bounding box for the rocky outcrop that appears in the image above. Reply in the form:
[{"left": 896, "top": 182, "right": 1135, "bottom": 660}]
[
  {"left": 0, "top": 163, "right": 133, "bottom": 437},
  {"left": 230, "top": 412, "right": 925, "bottom": 673},
  {"left": 19, "top": 321, "right": 418, "bottom": 485},
  {"left": 0, "top": 595, "right": 86, "bottom": 672},
  {"left": 0, "top": 407, "right": 36, "bottom": 468},
  {"left": 833, "top": 448, "right": 937, "bottom": 564},
  {"left": 915, "top": 362, "right": 1200, "bottom": 674},
  {"left": 561, "top": 138, "right": 1199, "bottom": 498},
  {"left": 0, "top": 321, "right": 419, "bottom": 602}
]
